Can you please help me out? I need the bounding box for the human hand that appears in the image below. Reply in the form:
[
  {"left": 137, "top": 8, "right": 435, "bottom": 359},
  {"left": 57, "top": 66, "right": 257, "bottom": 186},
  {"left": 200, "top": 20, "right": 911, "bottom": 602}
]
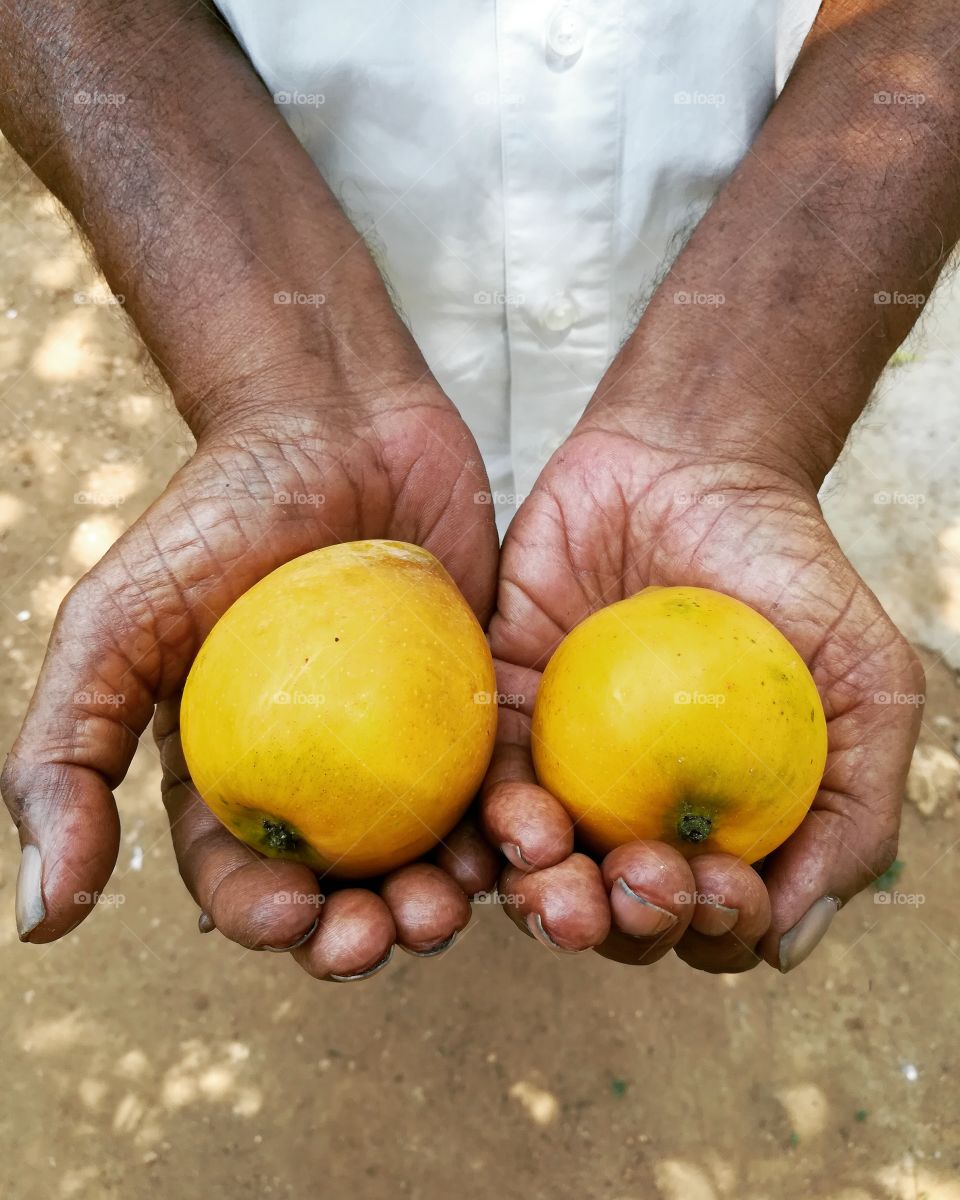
[
  {"left": 5, "top": 383, "right": 500, "bottom": 980},
  {"left": 483, "top": 430, "right": 921, "bottom": 972}
]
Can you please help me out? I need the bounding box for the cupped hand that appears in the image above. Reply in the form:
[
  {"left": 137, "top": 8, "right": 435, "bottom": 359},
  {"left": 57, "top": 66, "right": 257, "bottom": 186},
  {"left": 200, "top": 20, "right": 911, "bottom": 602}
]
[
  {"left": 483, "top": 430, "right": 921, "bottom": 973},
  {"left": 4, "top": 385, "right": 501, "bottom": 980}
]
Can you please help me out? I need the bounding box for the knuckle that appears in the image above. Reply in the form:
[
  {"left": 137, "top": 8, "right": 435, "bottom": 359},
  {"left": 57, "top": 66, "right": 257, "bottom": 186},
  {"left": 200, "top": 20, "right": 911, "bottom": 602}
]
[
  {"left": 903, "top": 647, "right": 926, "bottom": 698},
  {"left": 868, "top": 824, "right": 900, "bottom": 883},
  {"left": 55, "top": 574, "right": 102, "bottom": 634},
  {"left": 886, "top": 630, "right": 925, "bottom": 696},
  {"left": 0, "top": 757, "right": 25, "bottom": 819},
  {"left": 54, "top": 569, "right": 129, "bottom": 652}
]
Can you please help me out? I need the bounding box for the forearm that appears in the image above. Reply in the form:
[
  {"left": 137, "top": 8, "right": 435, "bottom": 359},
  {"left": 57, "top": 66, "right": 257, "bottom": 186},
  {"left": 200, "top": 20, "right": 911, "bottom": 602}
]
[
  {"left": 0, "top": 1, "right": 426, "bottom": 437},
  {"left": 587, "top": 0, "right": 960, "bottom": 487}
]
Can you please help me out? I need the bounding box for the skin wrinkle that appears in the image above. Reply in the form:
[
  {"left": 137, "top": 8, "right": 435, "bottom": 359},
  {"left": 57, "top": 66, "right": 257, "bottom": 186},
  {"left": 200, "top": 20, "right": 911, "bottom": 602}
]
[
  {"left": 491, "top": 380, "right": 925, "bottom": 964},
  {"left": 111, "top": 522, "right": 209, "bottom": 679},
  {"left": 0, "top": 0, "right": 502, "bottom": 963},
  {"left": 21, "top": 713, "right": 134, "bottom": 783},
  {"left": 496, "top": 575, "right": 568, "bottom": 662},
  {"left": 0, "top": 0, "right": 947, "bottom": 971},
  {"left": 804, "top": 797, "right": 898, "bottom": 885},
  {"left": 570, "top": 471, "right": 630, "bottom": 600},
  {"left": 59, "top": 578, "right": 163, "bottom": 722}
]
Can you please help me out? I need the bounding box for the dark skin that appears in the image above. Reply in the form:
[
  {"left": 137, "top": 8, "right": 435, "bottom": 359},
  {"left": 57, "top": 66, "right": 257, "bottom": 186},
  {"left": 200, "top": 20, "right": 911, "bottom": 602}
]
[
  {"left": 485, "top": 0, "right": 951, "bottom": 970},
  {"left": 0, "top": 0, "right": 952, "bottom": 975},
  {"left": 0, "top": 1, "right": 500, "bottom": 976}
]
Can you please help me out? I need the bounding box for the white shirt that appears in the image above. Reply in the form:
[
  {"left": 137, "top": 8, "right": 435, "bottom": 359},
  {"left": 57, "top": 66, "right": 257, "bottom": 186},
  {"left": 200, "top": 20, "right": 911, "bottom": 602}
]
[{"left": 215, "top": 0, "right": 821, "bottom": 534}]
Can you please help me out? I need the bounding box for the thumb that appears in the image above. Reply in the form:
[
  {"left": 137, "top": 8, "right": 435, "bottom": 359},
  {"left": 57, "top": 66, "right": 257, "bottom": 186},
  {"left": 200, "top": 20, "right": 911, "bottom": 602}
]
[
  {"left": 757, "top": 790, "right": 902, "bottom": 974},
  {"left": 3, "top": 570, "right": 158, "bottom": 943}
]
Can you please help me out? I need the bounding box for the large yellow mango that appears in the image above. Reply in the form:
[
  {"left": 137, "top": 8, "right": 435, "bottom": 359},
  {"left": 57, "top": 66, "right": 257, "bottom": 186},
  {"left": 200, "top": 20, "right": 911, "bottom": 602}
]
[{"left": 181, "top": 541, "right": 497, "bottom": 879}]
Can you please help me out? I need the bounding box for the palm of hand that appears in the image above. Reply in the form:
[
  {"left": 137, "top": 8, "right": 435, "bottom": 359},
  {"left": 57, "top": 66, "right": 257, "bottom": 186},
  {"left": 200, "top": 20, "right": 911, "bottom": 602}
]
[
  {"left": 6, "top": 400, "right": 501, "bottom": 978},
  {"left": 485, "top": 430, "right": 921, "bottom": 971}
]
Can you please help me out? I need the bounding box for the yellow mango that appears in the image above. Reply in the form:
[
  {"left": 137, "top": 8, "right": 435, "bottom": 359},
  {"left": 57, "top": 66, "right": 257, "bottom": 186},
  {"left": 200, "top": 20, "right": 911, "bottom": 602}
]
[
  {"left": 181, "top": 540, "right": 497, "bottom": 879},
  {"left": 532, "top": 586, "right": 827, "bottom": 862}
]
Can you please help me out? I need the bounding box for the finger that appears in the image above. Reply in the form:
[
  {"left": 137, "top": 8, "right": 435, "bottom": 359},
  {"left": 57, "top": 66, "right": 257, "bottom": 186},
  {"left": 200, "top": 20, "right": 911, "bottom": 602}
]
[
  {"left": 3, "top": 460, "right": 261, "bottom": 944},
  {"left": 3, "top": 574, "right": 157, "bottom": 942},
  {"left": 502, "top": 853, "right": 610, "bottom": 952},
  {"left": 156, "top": 702, "right": 324, "bottom": 951},
  {"left": 432, "top": 812, "right": 500, "bottom": 897},
  {"left": 591, "top": 842, "right": 695, "bottom": 965},
  {"left": 381, "top": 862, "right": 471, "bottom": 956},
  {"left": 673, "top": 854, "right": 771, "bottom": 975},
  {"left": 480, "top": 708, "right": 574, "bottom": 870},
  {"left": 757, "top": 791, "right": 899, "bottom": 973},
  {"left": 2, "top": 445, "right": 375, "bottom": 946},
  {"left": 759, "top": 633, "right": 919, "bottom": 972},
  {"left": 292, "top": 888, "right": 397, "bottom": 982},
  {"left": 493, "top": 658, "right": 540, "bottom": 718}
]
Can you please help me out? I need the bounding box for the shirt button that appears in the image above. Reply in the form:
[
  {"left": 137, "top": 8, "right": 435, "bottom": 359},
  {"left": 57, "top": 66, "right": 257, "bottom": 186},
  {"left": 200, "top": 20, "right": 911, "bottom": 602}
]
[
  {"left": 546, "top": 6, "right": 587, "bottom": 61},
  {"left": 539, "top": 291, "right": 580, "bottom": 333}
]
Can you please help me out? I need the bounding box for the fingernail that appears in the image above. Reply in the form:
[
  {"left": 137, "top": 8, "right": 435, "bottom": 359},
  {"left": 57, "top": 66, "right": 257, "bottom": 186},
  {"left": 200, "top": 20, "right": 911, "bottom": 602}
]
[
  {"left": 526, "top": 911, "right": 580, "bottom": 954},
  {"left": 614, "top": 877, "right": 678, "bottom": 935},
  {"left": 779, "top": 895, "right": 841, "bottom": 974},
  {"left": 16, "top": 845, "right": 45, "bottom": 942},
  {"left": 692, "top": 898, "right": 740, "bottom": 937},
  {"left": 501, "top": 842, "right": 533, "bottom": 871},
  {"left": 405, "top": 931, "right": 459, "bottom": 958},
  {"left": 198, "top": 911, "right": 215, "bottom": 934},
  {"left": 262, "top": 915, "right": 320, "bottom": 953},
  {"left": 328, "top": 945, "right": 395, "bottom": 983}
]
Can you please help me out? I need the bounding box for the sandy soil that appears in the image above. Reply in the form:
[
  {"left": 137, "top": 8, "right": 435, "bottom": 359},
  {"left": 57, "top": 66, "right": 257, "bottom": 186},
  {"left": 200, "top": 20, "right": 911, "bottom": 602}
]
[{"left": 1, "top": 137, "right": 959, "bottom": 1200}]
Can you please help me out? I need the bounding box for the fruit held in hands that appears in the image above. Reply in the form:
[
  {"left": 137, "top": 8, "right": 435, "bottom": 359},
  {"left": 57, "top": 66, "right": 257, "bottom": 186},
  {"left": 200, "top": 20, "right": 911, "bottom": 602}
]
[
  {"left": 181, "top": 541, "right": 497, "bottom": 879},
  {"left": 532, "top": 586, "right": 827, "bottom": 863}
]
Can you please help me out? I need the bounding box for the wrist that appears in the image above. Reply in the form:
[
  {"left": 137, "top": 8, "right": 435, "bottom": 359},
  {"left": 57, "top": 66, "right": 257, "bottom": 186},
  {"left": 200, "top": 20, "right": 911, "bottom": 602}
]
[
  {"left": 183, "top": 361, "right": 451, "bottom": 450},
  {"left": 580, "top": 307, "right": 864, "bottom": 493},
  {"left": 173, "top": 243, "right": 444, "bottom": 444}
]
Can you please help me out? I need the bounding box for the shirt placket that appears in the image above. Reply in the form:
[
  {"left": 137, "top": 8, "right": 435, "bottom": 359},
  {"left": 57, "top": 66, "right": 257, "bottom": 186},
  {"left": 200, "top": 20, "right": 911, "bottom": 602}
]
[{"left": 497, "top": 0, "right": 624, "bottom": 508}]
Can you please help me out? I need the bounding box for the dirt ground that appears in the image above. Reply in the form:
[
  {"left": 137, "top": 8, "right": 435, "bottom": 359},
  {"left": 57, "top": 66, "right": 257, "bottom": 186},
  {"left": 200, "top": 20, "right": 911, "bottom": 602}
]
[{"left": 1, "top": 136, "right": 959, "bottom": 1200}]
